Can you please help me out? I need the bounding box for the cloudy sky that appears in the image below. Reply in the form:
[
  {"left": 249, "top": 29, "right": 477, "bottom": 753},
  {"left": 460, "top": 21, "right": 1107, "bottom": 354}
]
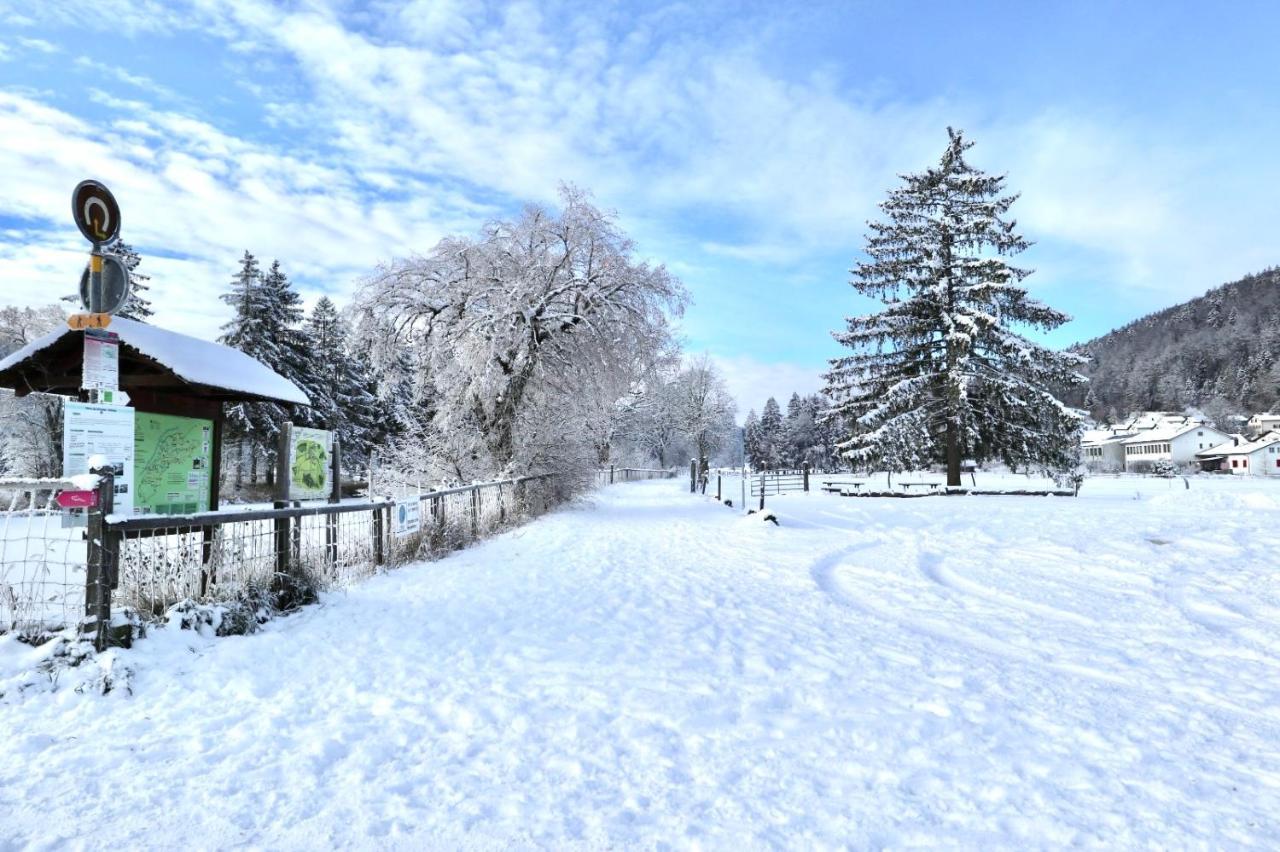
[{"left": 1, "top": 1, "right": 1277, "bottom": 417}]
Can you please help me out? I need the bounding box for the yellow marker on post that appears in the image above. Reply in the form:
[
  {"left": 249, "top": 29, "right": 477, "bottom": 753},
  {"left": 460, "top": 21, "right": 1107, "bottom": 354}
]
[{"left": 67, "top": 313, "right": 112, "bottom": 330}]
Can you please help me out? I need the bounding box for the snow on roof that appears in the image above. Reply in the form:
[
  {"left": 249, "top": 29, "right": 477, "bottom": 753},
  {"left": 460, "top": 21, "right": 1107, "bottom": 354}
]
[
  {"left": 1121, "top": 422, "right": 1221, "bottom": 444},
  {"left": 1081, "top": 429, "right": 1134, "bottom": 446},
  {"left": 1216, "top": 431, "right": 1280, "bottom": 456},
  {"left": 0, "top": 317, "right": 309, "bottom": 405}
]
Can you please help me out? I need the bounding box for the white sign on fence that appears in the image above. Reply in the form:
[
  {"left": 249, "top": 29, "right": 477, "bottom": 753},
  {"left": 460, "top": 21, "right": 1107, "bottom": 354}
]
[
  {"left": 393, "top": 499, "right": 421, "bottom": 538},
  {"left": 62, "top": 400, "right": 134, "bottom": 516}
]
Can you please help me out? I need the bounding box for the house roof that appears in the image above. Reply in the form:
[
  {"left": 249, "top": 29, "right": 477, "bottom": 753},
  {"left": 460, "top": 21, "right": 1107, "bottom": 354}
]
[
  {"left": 1216, "top": 431, "right": 1280, "bottom": 456},
  {"left": 1121, "top": 422, "right": 1221, "bottom": 444},
  {"left": 0, "top": 317, "right": 309, "bottom": 406},
  {"left": 1082, "top": 430, "right": 1134, "bottom": 446}
]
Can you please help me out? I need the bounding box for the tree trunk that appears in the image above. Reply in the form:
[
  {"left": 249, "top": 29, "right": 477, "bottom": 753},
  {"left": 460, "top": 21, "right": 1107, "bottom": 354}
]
[{"left": 945, "top": 420, "right": 961, "bottom": 487}]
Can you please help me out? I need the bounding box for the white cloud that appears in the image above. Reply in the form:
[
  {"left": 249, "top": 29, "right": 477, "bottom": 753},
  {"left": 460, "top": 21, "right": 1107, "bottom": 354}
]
[
  {"left": 711, "top": 354, "right": 825, "bottom": 423},
  {"left": 18, "top": 37, "right": 59, "bottom": 54},
  {"left": 1, "top": 0, "right": 1277, "bottom": 351}
]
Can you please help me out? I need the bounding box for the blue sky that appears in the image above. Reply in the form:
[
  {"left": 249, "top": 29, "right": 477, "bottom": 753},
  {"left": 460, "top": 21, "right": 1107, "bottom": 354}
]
[{"left": 1, "top": 1, "right": 1278, "bottom": 416}]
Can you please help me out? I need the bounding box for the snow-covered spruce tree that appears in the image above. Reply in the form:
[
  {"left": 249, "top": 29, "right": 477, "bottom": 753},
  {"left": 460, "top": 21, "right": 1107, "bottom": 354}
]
[
  {"left": 220, "top": 252, "right": 274, "bottom": 485},
  {"left": 303, "top": 297, "right": 381, "bottom": 467},
  {"left": 743, "top": 409, "right": 762, "bottom": 469},
  {"left": 105, "top": 240, "right": 153, "bottom": 321},
  {"left": 825, "top": 128, "right": 1086, "bottom": 486},
  {"left": 758, "top": 397, "right": 784, "bottom": 469}
]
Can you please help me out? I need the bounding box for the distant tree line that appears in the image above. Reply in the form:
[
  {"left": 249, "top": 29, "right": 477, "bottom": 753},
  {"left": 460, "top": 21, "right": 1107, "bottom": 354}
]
[{"left": 742, "top": 393, "right": 841, "bottom": 471}]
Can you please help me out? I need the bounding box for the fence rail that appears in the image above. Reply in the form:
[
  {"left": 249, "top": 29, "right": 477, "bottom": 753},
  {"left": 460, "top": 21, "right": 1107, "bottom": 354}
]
[{"left": 1, "top": 467, "right": 676, "bottom": 647}]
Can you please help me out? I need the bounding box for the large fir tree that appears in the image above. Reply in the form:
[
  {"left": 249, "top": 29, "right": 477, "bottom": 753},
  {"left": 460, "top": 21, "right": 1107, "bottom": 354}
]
[
  {"left": 303, "top": 296, "right": 381, "bottom": 465},
  {"left": 825, "top": 128, "right": 1085, "bottom": 486},
  {"left": 758, "top": 397, "right": 784, "bottom": 469}
]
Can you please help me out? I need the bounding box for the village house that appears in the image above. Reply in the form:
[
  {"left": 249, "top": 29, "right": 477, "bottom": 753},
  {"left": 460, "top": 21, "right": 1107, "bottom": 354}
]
[
  {"left": 1081, "top": 429, "right": 1135, "bottom": 472},
  {"left": 1121, "top": 422, "right": 1230, "bottom": 472},
  {"left": 1246, "top": 413, "right": 1280, "bottom": 437},
  {"left": 1200, "top": 431, "right": 1280, "bottom": 475}
]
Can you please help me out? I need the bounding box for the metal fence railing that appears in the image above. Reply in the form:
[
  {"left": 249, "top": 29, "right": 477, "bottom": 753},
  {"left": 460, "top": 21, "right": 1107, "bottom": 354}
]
[
  {"left": 1, "top": 467, "right": 676, "bottom": 647},
  {"left": 0, "top": 478, "right": 86, "bottom": 639},
  {"left": 594, "top": 466, "right": 677, "bottom": 487}
]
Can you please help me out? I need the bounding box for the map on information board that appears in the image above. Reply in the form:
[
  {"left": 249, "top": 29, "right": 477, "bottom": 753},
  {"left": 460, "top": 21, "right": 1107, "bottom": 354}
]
[
  {"left": 288, "top": 426, "right": 333, "bottom": 501},
  {"left": 133, "top": 412, "right": 213, "bottom": 515}
]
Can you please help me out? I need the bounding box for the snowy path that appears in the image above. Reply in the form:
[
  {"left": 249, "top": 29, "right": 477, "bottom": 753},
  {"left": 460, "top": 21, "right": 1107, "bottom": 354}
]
[{"left": 3, "top": 480, "right": 1280, "bottom": 848}]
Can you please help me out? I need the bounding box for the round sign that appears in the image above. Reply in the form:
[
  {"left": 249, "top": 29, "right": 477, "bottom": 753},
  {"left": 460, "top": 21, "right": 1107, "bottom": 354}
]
[
  {"left": 78, "top": 255, "right": 132, "bottom": 315},
  {"left": 72, "top": 180, "right": 121, "bottom": 246}
]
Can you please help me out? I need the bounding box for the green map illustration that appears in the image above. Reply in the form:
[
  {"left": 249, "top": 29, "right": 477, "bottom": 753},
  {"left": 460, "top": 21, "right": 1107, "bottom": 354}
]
[
  {"left": 133, "top": 412, "right": 213, "bottom": 515},
  {"left": 292, "top": 438, "right": 329, "bottom": 491}
]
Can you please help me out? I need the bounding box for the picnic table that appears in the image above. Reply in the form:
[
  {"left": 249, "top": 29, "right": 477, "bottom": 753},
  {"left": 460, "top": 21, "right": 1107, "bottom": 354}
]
[
  {"left": 900, "top": 481, "right": 943, "bottom": 492},
  {"left": 821, "top": 480, "right": 866, "bottom": 495}
]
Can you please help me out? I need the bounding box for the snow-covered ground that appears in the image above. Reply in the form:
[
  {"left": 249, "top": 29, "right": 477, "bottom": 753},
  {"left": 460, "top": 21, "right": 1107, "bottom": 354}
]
[{"left": 2, "top": 478, "right": 1279, "bottom": 847}]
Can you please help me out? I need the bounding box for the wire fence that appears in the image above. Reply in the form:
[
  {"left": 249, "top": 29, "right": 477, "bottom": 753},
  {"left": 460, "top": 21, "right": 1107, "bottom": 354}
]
[
  {"left": 1, "top": 467, "right": 677, "bottom": 645},
  {"left": 0, "top": 479, "right": 86, "bottom": 638}
]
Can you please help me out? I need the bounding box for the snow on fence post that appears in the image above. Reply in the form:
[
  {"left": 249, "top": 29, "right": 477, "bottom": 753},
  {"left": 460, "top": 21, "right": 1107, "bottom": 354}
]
[{"left": 82, "top": 466, "right": 115, "bottom": 652}]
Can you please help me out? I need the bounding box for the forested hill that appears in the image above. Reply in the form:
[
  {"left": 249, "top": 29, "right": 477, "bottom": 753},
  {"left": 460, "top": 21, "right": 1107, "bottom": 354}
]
[{"left": 1066, "top": 267, "right": 1280, "bottom": 421}]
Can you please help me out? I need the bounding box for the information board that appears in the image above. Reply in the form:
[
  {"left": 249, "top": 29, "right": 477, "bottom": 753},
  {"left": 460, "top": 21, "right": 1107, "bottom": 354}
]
[
  {"left": 133, "top": 412, "right": 214, "bottom": 516},
  {"left": 82, "top": 329, "right": 119, "bottom": 391},
  {"left": 288, "top": 426, "right": 333, "bottom": 501},
  {"left": 63, "top": 401, "right": 134, "bottom": 516}
]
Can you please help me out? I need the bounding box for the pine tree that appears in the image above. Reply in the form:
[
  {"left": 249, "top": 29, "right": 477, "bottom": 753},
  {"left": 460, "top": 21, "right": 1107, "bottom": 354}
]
[
  {"left": 759, "top": 397, "right": 784, "bottom": 469},
  {"left": 219, "top": 252, "right": 276, "bottom": 484},
  {"left": 743, "top": 409, "right": 762, "bottom": 469},
  {"left": 825, "top": 128, "right": 1085, "bottom": 486},
  {"left": 106, "top": 240, "right": 153, "bottom": 321},
  {"left": 303, "top": 296, "right": 381, "bottom": 466}
]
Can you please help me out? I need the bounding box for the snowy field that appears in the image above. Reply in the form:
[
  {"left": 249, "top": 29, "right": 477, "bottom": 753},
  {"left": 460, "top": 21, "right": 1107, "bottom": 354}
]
[{"left": 2, "top": 478, "right": 1280, "bottom": 847}]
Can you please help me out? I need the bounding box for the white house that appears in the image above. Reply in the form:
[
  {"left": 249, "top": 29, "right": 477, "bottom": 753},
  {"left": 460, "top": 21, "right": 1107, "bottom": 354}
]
[
  {"left": 1081, "top": 429, "right": 1134, "bottom": 472},
  {"left": 1247, "top": 413, "right": 1280, "bottom": 437},
  {"left": 1122, "top": 422, "right": 1230, "bottom": 472},
  {"left": 1216, "top": 431, "right": 1280, "bottom": 476}
]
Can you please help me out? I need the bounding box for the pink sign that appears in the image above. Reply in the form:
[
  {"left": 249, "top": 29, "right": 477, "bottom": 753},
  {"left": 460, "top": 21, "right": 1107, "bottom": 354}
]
[{"left": 56, "top": 490, "right": 98, "bottom": 509}]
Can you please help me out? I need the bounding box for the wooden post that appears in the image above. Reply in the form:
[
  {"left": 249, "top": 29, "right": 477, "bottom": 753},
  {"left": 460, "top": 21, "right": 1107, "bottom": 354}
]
[
  {"left": 758, "top": 472, "right": 766, "bottom": 511},
  {"left": 325, "top": 439, "right": 341, "bottom": 566},
  {"left": 273, "top": 423, "right": 292, "bottom": 583},
  {"left": 803, "top": 461, "right": 810, "bottom": 493},
  {"left": 470, "top": 487, "right": 480, "bottom": 538},
  {"left": 372, "top": 503, "right": 385, "bottom": 566},
  {"left": 716, "top": 474, "right": 722, "bottom": 501},
  {"left": 83, "top": 467, "right": 115, "bottom": 652},
  {"left": 689, "top": 460, "right": 697, "bottom": 493},
  {"left": 609, "top": 464, "right": 615, "bottom": 484}
]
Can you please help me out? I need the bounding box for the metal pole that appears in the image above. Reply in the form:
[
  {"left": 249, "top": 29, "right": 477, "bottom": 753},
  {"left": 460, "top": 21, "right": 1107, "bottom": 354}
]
[{"left": 89, "top": 249, "right": 104, "bottom": 313}]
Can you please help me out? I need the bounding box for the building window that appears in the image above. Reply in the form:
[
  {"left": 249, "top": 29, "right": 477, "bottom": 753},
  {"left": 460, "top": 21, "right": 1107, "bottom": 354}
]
[{"left": 1232, "top": 459, "right": 1239, "bottom": 468}]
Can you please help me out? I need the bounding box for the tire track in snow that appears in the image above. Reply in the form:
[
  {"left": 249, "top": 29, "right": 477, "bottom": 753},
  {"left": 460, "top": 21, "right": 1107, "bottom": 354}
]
[{"left": 915, "top": 549, "right": 1099, "bottom": 628}]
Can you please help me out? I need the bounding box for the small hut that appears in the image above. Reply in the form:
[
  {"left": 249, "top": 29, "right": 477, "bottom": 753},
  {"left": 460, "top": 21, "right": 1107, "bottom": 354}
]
[{"left": 0, "top": 317, "right": 308, "bottom": 511}]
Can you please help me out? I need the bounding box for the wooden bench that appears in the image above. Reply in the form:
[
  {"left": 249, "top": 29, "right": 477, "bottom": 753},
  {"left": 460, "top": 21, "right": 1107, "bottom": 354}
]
[{"left": 900, "top": 481, "right": 943, "bottom": 492}]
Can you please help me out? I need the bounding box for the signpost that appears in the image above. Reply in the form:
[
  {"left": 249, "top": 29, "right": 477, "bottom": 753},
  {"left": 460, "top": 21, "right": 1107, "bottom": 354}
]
[
  {"left": 69, "top": 179, "right": 128, "bottom": 325},
  {"left": 77, "top": 255, "right": 131, "bottom": 317}
]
